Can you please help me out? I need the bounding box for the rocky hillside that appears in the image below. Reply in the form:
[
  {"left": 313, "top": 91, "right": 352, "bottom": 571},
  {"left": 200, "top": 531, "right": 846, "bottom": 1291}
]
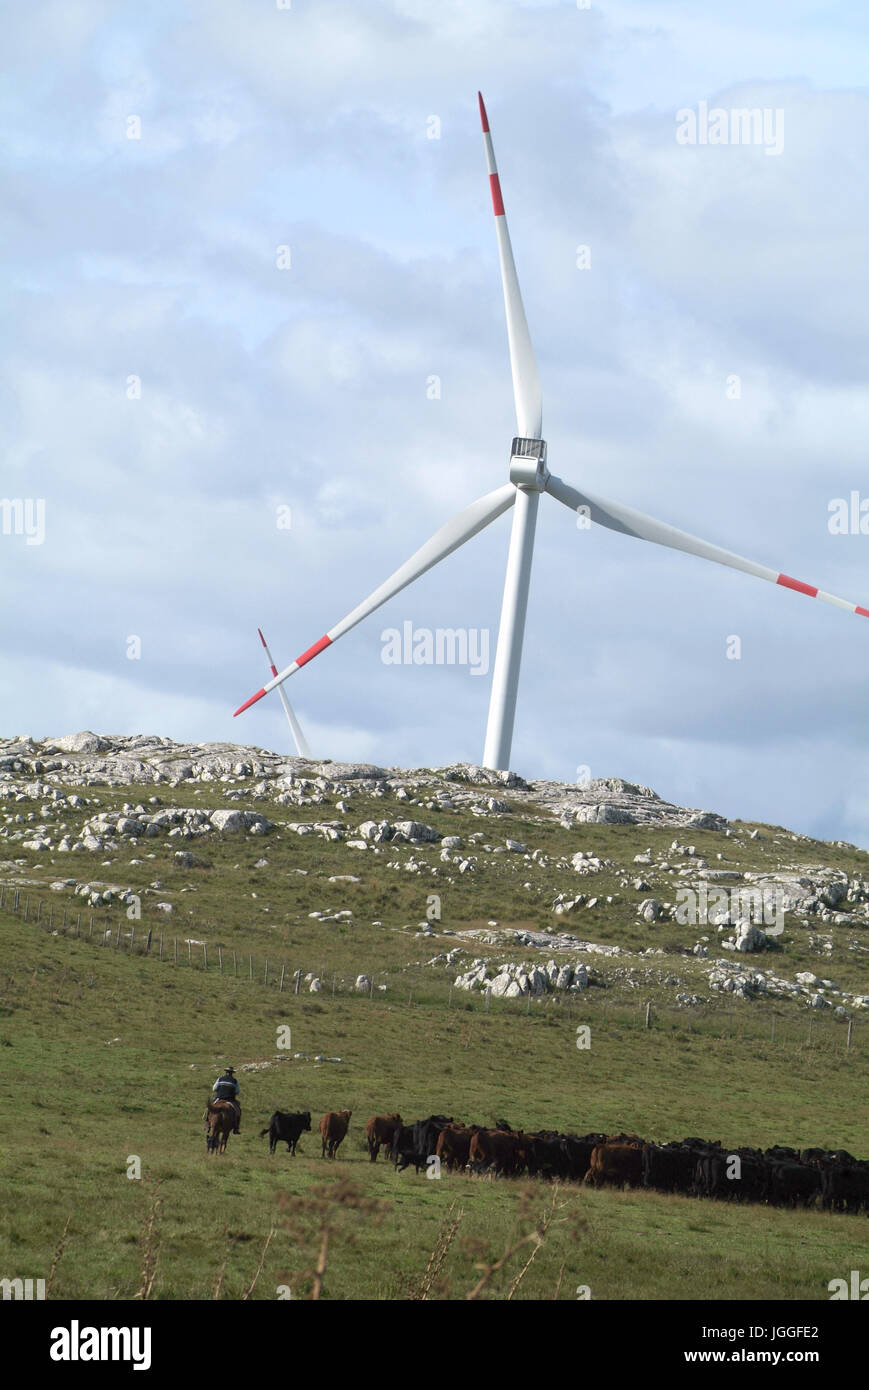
[{"left": 2, "top": 732, "right": 868, "bottom": 1020}]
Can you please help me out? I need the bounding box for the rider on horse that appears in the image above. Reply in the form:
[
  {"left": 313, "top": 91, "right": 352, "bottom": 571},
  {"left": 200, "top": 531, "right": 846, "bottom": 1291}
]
[{"left": 212, "top": 1066, "right": 241, "bottom": 1133}]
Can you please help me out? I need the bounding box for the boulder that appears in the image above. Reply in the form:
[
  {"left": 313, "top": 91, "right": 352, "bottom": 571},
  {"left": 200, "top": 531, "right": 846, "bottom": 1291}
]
[
  {"left": 55, "top": 731, "right": 108, "bottom": 754},
  {"left": 209, "top": 809, "right": 270, "bottom": 834},
  {"left": 734, "top": 922, "right": 768, "bottom": 953},
  {"left": 393, "top": 821, "right": 441, "bottom": 843}
]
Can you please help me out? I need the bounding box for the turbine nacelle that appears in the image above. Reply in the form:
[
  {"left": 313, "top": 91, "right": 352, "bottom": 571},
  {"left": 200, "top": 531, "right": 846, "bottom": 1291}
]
[{"left": 509, "top": 437, "right": 549, "bottom": 492}]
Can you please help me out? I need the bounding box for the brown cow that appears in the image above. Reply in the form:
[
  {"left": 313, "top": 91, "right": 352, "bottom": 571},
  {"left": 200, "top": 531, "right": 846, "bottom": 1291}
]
[
  {"left": 468, "top": 1128, "right": 526, "bottom": 1177},
  {"left": 365, "top": 1113, "right": 402, "bottom": 1162},
  {"left": 582, "top": 1142, "right": 645, "bottom": 1189},
  {"left": 435, "top": 1123, "right": 474, "bottom": 1172},
  {"left": 320, "top": 1109, "right": 352, "bottom": 1159}
]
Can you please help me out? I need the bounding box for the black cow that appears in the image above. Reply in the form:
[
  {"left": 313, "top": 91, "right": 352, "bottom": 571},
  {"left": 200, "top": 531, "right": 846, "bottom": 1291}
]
[
  {"left": 644, "top": 1141, "right": 709, "bottom": 1196},
  {"left": 390, "top": 1125, "right": 427, "bottom": 1173},
  {"left": 768, "top": 1159, "right": 821, "bottom": 1209},
  {"left": 391, "top": 1116, "right": 456, "bottom": 1174},
  {"left": 563, "top": 1134, "right": 607, "bottom": 1184},
  {"left": 821, "top": 1161, "right": 869, "bottom": 1215},
  {"left": 259, "top": 1110, "right": 312, "bottom": 1156},
  {"left": 412, "top": 1115, "right": 455, "bottom": 1161},
  {"left": 765, "top": 1145, "right": 801, "bottom": 1164},
  {"left": 525, "top": 1132, "right": 569, "bottom": 1180}
]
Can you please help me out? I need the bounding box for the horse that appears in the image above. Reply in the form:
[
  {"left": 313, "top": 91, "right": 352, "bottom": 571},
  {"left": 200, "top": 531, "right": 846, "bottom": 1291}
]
[{"left": 206, "top": 1101, "right": 237, "bottom": 1154}]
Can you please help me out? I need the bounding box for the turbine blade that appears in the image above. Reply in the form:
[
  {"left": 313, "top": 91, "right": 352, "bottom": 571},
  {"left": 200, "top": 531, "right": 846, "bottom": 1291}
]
[
  {"left": 546, "top": 473, "right": 869, "bottom": 619},
  {"left": 258, "top": 628, "right": 312, "bottom": 758},
  {"left": 234, "top": 483, "right": 517, "bottom": 715},
  {"left": 478, "top": 92, "right": 542, "bottom": 440}
]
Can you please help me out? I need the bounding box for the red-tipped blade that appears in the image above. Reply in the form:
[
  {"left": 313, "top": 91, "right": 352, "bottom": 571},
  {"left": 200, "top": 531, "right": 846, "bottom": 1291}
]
[
  {"left": 233, "top": 687, "right": 267, "bottom": 717},
  {"left": 478, "top": 90, "right": 542, "bottom": 438}
]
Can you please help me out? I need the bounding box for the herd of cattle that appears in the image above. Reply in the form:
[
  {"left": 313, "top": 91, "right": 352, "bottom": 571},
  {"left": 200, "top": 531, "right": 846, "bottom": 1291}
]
[{"left": 259, "top": 1109, "right": 869, "bottom": 1215}]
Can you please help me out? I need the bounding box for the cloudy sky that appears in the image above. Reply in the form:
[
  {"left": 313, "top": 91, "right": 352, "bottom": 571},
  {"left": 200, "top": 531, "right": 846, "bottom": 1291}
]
[{"left": 2, "top": 0, "right": 869, "bottom": 843}]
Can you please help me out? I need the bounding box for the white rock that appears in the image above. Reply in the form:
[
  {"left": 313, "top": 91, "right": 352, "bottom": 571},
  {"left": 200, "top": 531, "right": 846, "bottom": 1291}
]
[{"left": 394, "top": 820, "right": 441, "bottom": 843}]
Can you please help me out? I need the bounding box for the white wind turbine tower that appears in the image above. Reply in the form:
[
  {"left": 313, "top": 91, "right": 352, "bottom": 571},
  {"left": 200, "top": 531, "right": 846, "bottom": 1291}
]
[
  {"left": 235, "top": 93, "right": 868, "bottom": 767},
  {"left": 257, "top": 627, "right": 311, "bottom": 758}
]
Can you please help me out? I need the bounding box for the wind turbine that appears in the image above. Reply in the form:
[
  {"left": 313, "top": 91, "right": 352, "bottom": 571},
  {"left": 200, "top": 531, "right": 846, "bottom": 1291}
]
[
  {"left": 257, "top": 627, "right": 311, "bottom": 758},
  {"left": 235, "top": 92, "right": 868, "bottom": 768}
]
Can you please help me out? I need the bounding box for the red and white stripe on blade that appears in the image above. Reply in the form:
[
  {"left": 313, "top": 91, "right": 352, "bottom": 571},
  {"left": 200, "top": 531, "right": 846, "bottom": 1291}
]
[
  {"left": 233, "top": 483, "right": 518, "bottom": 716},
  {"left": 257, "top": 628, "right": 312, "bottom": 758},
  {"left": 479, "top": 92, "right": 542, "bottom": 440},
  {"left": 546, "top": 473, "right": 869, "bottom": 618}
]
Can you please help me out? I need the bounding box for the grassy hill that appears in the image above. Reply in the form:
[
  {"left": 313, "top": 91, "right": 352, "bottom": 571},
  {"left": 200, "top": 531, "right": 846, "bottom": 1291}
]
[{"left": 1, "top": 739, "right": 867, "bottom": 1300}]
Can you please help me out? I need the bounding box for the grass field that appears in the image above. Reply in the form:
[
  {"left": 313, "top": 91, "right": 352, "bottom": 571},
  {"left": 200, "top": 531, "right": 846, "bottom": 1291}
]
[{"left": 1, "top": 771, "right": 867, "bottom": 1300}]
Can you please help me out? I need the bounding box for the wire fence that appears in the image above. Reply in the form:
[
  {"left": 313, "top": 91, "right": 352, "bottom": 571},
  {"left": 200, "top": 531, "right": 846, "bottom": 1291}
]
[{"left": 1, "top": 882, "right": 866, "bottom": 1054}]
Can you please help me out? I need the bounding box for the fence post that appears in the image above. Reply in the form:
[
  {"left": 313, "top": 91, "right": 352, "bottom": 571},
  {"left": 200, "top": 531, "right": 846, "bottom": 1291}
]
[
  {"left": 174, "top": 937, "right": 178, "bottom": 964},
  {"left": 484, "top": 987, "right": 491, "bottom": 1014},
  {"left": 219, "top": 946, "right": 223, "bottom": 974},
  {"left": 847, "top": 1016, "right": 854, "bottom": 1050},
  {"left": 115, "top": 922, "right": 121, "bottom": 949},
  {"left": 331, "top": 973, "right": 336, "bottom": 998},
  {"left": 130, "top": 925, "right": 135, "bottom": 953},
  {"left": 264, "top": 959, "right": 269, "bottom": 986},
  {"left": 159, "top": 933, "right": 164, "bottom": 961},
  {"left": 233, "top": 950, "right": 237, "bottom": 977},
  {"left": 203, "top": 944, "right": 208, "bottom": 971},
  {"left": 448, "top": 984, "right": 453, "bottom": 1008},
  {"left": 249, "top": 955, "right": 253, "bottom": 981},
  {"left": 294, "top": 970, "right": 301, "bottom": 995},
  {"left": 24, "top": 897, "right": 29, "bottom": 921},
  {"left": 145, "top": 928, "right": 152, "bottom": 954},
  {"left": 279, "top": 963, "right": 285, "bottom": 992},
  {"left": 645, "top": 1001, "right": 652, "bottom": 1030},
  {"left": 409, "top": 986, "right": 414, "bottom": 1006},
  {"left": 37, "top": 900, "right": 42, "bottom": 923},
  {"left": 188, "top": 940, "right": 192, "bottom": 965}
]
